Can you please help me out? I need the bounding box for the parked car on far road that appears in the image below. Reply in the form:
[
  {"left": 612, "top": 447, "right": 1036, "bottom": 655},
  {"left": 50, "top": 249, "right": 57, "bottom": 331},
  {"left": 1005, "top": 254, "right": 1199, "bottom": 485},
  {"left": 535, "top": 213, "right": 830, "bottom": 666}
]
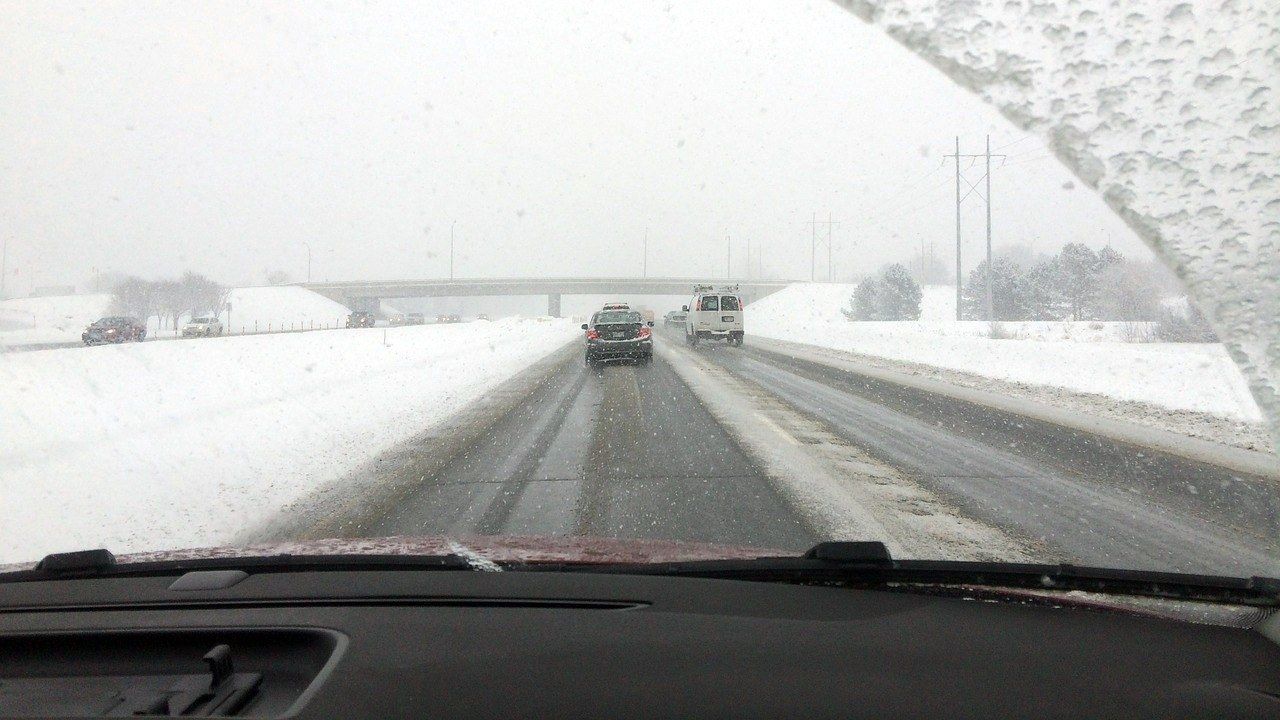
[
  {"left": 181, "top": 317, "right": 223, "bottom": 337},
  {"left": 82, "top": 316, "right": 146, "bottom": 345},
  {"left": 405, "top": 312, "right": 426, "bottom": 325}
]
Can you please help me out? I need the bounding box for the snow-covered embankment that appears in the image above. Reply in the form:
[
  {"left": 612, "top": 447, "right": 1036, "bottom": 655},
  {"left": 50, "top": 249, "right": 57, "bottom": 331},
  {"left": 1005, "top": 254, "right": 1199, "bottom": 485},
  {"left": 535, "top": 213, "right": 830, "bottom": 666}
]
[
  {"left": 0, "top": 318, "right": 578, "bottom": 563},
  {"left": 747, "top": 283, "right": 1265, "bottom": 438}
]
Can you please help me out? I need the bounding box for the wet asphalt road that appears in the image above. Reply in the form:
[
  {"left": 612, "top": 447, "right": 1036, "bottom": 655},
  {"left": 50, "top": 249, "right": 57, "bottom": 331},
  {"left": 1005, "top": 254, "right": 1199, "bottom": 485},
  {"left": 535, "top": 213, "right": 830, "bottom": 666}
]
[
  {"left": 690, "top": 337, "right": 1280, "bottom": 576},
  {"left": 359, "top": 329, "right": 1279, "bottom": 577},
  {"left": 367, "top": 350, "right": 819, "bottom": 552}
]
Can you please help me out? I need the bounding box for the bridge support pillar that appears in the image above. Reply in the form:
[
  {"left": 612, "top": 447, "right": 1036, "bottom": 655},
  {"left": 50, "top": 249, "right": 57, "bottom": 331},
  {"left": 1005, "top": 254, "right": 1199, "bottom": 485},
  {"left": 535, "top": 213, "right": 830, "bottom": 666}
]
[{"left": 547, "top": 293, "right": 562, "bottom": 318}]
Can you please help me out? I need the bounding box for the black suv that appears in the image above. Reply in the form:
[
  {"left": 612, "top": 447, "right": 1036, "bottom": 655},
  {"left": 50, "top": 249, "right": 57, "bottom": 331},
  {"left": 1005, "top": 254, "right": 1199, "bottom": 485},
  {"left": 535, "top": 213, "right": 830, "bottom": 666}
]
[
  {"left": 583, "top": 309, "right": 653, "bottom": 367},
  {"left": 82, "top": 316, "right": 146, "bottom": 345}
]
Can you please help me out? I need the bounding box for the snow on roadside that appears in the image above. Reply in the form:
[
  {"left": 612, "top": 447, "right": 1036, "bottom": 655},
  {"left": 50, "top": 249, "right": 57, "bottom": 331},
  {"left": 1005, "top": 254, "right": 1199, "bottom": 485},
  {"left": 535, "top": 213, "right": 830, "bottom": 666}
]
[
  {"left": 0, "top": 318, "right": 578, "bottom": 563},
  {"left": 657, "top": 341, "right": 1037, "bottom": 562},
  {"left": 213, "top": 286, "right": 350, "bottom": 335},
  {"left": 1, "top": 286, "right": 355, "bottom": 346},
  {"left": 748, "top": 283, "right": 1263, "bottom": 422},
  {"left": 0, "top": 294, "right": 110, "bottom": 345}
]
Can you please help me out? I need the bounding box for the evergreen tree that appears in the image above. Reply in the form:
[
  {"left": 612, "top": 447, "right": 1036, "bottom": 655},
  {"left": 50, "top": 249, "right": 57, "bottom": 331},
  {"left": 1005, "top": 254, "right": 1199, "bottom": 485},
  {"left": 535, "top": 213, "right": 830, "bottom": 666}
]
[
  {"left": 1025, "top": 259, "right": 1069, "bottom": 320},
  {"left": 850, "top": 279, "right": 884, "bottom": 320},
  {"left": 878, "top": 263, "right": 923, "bottom": 320},
  {"left": 1056, "top": 243, "right": 1102, "bottom": 320},
  {"left": 961, "top": 258, "right": 1033, "bottom": 320}
]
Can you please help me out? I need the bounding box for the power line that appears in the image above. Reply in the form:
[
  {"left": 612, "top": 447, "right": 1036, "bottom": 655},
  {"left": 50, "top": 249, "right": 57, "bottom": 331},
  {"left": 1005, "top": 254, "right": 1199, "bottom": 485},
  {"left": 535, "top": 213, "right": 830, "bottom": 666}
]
[
  {"left": 944, "top": 135, "right": 1006, "bottom": 321},
  {"left": 804, "top": 213, "right": 839, "bottom": 282}
]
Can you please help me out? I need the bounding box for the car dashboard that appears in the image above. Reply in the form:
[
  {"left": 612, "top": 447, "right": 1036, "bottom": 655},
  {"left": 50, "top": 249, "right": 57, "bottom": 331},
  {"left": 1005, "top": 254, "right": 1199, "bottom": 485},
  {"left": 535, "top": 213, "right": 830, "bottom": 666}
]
[{"left": 3, "top": 568, "right": 1280, "bottom": 718}]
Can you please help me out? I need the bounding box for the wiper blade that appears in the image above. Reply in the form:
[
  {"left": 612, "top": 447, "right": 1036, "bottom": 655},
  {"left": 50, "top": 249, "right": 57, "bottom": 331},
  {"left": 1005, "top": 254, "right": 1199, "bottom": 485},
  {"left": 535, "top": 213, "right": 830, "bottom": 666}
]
[
  {"left": 544, "top": 541, "right": 1280, "bottom": 606},
  {"left": 0, "top": 547, "right": 482, "bottom": 583}
]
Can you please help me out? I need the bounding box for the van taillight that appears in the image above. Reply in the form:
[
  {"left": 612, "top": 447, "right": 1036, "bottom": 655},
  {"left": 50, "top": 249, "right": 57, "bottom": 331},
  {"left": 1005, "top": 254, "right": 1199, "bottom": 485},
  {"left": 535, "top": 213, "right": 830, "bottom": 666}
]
[{"left": 586, "top": 329, "right": 600, "bottom": 340}]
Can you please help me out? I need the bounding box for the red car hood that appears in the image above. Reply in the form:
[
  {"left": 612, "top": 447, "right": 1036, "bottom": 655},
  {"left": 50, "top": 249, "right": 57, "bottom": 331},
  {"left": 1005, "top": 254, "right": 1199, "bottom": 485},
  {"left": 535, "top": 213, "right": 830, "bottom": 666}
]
[{"left": 4, "top": 535, "right": 789, "bottom": 571}]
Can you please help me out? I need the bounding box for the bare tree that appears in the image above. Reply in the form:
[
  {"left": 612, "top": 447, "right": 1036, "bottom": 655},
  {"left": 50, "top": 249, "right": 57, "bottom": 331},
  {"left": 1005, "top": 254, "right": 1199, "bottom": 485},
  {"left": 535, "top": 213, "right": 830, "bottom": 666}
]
[
  {"left": 178, "top": 272, "right": 224, "bottom": 318},
  {"left": 109, "top": 276, "right": 158, "bottom": 323}
]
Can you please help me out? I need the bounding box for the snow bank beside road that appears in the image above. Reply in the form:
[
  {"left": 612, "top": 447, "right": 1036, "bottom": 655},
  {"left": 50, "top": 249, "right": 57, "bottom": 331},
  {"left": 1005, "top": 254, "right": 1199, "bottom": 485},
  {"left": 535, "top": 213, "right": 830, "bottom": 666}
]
[
  {"left": 748, "top": 283, "right": 1261, "bottom": 422},
  {"left": 0, "top": 294, "right": 110, "bottom": 345},
  {"left": 0, "top": 318, "right": 578, "bottom": 563},
  {"left": 214, "top": 286, "right": 350, "bottom": 334},
  {"left": 1, "top": 286, "right": 353, "bottom": 347}
]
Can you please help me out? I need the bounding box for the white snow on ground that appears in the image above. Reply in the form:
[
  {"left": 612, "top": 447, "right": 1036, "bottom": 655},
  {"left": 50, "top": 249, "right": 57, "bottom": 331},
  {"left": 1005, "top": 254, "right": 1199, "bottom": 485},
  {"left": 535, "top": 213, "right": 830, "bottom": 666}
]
[
  {"left": 749, "top": 283, "right": 1263, "bottom": 421},
  {"left": 0, "top": 286, "right": 355, "bottom": 345},
  {"left": 213, "top": 286, "right": 351, "bottom": 335},
  {"left": 0, "top": 294, "right": 110, "bottom": 345},
  {"left": 0, "top": 318, "right": 578, "bottom": 563}
]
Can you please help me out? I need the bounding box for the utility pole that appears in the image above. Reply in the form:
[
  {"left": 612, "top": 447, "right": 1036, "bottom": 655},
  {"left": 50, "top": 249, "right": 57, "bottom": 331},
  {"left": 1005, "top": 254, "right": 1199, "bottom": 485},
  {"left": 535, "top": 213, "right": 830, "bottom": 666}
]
[
  {"left": 952, "top": 137, "right": 961, "bottom": 319},
  {"left": 745, "top": 237, "right": 751, "bottom": 279},
  {"left": 829, "top": 210, "right": 839, "bottom": 280},
  {"left": 302, "top": 242, "right": 312, "bottom": 283},
  {"left": 810, "top": 211, "right": 816, "bottom": 282},
  {"left": 984, "top": 134, "right": 994, "bottom": 322},
  {"left": 449, "top": 221, "right": 456, "bottom": 280},
  {"left": 805, "top": 213, "right": 839, "bottom": 282},
  {"left": 944, "top": 136, "right": 1005, "bottom": 320}
]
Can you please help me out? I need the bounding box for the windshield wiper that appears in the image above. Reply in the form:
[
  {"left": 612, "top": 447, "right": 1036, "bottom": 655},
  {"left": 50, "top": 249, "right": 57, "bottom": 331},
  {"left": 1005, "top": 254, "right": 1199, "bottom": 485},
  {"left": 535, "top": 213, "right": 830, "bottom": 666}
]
[
  {"left": 0, "top": 547, "right": 482, "bottom": 584},
  {"left": 541, "top": 541, "right": 1280, "bottom": 607}
]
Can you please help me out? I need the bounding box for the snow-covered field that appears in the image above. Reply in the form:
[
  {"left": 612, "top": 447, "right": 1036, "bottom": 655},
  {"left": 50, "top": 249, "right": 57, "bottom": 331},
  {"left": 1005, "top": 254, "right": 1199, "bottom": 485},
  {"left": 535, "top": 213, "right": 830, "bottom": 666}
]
[
  {"left": 0, "top": 293, "right": 111, "bottom": 345},
  {"left": 749, "top": 283, "right": 1262, "bottom": 422},
  {"left": 0, "top": 286, "right": 354, "bottom": 346},
  {"left": 212, "top": 286, "right": 351, "bottom": 335},
  {"left": 0, "top": 318, "right": 578, "bottom": 563}
]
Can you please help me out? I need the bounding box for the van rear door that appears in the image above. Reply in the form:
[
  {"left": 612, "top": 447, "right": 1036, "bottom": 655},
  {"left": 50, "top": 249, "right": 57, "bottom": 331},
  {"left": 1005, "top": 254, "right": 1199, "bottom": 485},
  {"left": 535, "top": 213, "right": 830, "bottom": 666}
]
[{"left": 716, "top": 295, "right": 743, "bottom": 331}]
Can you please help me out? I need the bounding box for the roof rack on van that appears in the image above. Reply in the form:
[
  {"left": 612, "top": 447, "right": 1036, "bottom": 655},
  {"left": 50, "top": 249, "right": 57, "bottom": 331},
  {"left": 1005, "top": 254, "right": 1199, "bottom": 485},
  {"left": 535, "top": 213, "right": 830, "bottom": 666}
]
[{"left": 692, "top": 284, "right": 739, "bottom": 293}]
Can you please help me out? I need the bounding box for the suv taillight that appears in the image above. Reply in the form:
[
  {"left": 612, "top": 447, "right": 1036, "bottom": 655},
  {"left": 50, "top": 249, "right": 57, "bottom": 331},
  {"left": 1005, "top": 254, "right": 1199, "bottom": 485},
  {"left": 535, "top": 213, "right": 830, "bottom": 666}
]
[
  {"left": 586, "top": 329, "right": 600, "bottom": 340},
  {"left": 637, "top": 326, "right": 651, "bottom": 339}
]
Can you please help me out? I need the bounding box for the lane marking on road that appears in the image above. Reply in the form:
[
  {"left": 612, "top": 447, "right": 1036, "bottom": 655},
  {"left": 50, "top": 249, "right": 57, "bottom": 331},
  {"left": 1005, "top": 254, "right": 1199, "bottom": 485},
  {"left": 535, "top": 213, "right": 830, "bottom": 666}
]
[{"left": 755, "top": 412, "right": 799, "bottom": 445}]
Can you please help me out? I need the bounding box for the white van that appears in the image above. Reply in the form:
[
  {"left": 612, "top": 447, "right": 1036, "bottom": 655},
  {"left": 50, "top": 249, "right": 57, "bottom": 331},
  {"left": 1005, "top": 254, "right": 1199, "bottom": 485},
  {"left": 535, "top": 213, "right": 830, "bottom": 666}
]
[{"left": 683, "top": 285, "right": 744, "bottom": 346}]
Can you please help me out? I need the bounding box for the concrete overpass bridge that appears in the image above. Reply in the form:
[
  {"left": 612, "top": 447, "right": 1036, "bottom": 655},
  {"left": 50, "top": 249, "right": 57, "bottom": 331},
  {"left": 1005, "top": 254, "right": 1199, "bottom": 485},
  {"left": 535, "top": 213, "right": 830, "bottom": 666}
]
[{"left": 301, "top": 277, "right": 794, "bottom": 316}]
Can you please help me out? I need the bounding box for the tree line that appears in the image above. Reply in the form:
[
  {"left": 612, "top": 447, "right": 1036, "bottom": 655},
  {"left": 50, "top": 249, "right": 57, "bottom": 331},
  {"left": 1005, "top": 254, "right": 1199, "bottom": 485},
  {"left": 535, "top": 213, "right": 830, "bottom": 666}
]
[
  {"left": 845, "top": 243, "right": 1216, "bottom": 340},
  {"left": 110, "top": 272, "right": 228, "bottom": 328}
]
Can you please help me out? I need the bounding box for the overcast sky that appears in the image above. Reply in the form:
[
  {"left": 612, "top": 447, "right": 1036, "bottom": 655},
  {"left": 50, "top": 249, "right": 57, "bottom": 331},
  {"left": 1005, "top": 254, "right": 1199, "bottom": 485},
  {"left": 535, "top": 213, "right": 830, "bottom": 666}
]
[{"left": 1, "top": 0, "right": 1147, "bottom": 291}]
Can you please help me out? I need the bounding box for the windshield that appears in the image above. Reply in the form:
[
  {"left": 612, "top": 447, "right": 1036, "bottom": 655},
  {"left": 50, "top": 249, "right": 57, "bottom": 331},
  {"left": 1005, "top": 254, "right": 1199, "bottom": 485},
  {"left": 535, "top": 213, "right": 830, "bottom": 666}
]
[{"left": 1, "top": 2, "right": 1277, "bottom": 583}]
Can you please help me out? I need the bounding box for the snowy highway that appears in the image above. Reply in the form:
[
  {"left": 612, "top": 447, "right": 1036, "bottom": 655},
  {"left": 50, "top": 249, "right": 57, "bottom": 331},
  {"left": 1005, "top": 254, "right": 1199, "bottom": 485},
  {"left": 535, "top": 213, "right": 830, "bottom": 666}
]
[
  {"left": 349, "top": 348, "right": 818, "bottom": 550},
  {"left": 260, "top": 330, "right": 1280, "bottom": 577}
]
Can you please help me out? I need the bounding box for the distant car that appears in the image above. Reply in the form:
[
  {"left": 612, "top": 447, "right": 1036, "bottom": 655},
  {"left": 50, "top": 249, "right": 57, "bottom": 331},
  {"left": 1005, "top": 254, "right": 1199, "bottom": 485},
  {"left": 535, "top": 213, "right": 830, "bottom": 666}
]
[
  {"left": 583, "top": 309, "right": 653, "bottom": 367},
  {"left": 476, "top": 314, "right": 490, "bottom": 321},
  {"left": 387, "top": 313, "right": 408, "bottom": 327},
  {"left": 181, "top": 317, "right": 223, "bottom": 337},
  {"left": 663, "top": 310, "right": 687, "bottom": 328},
  {"left": 82, "top": 316, "right": 146, "bottom": 345},
  {"left": 601, "top": 302, "right": 630, "bottom": 311},
  {"left": 436, "top": 314, "right": 462, "bottom": 324},
  {"left": 406, "top": 312, "right": 426, "bottom": 325},
  {"left": 346, "top": 311, "right": 376, "bottom": 328}
]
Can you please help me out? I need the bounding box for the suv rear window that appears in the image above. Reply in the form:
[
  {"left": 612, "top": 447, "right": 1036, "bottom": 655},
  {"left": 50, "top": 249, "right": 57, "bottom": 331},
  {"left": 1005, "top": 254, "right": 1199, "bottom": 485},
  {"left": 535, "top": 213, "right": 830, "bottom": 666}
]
[
  {"left": 699, "top": 296, "right": 719, "bottom": 311},
  {"left": 596, "top": 311, "right": 641, "bottom": 324},
  {"left": 720, "top": 296, "right": 740, "bottom": 311}
]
